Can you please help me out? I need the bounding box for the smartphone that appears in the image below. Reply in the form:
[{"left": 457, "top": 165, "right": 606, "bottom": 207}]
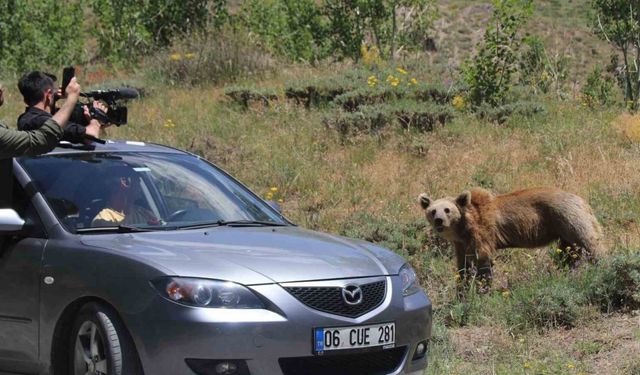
[{"left": 61, "top": 66, "right": 75, "bottom": 94}]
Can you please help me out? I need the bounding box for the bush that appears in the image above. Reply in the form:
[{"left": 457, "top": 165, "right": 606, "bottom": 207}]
[
  {"left": 518, "top": 36, "right": 569, "bottom": 96},
  {"left": 581, "top": 65, "right": 615, "bottom": 107},
  {"left": 475, "top": 100, "right": 545, "bottom": 123},
  {"left": 462, "top": 0, "right": 533, "bottom": 107},
  {"left": 326, "top": 100, "right": 454, "bottom": 136},
  {"left": 89, "top": 0, "right": 221, "bottom": 63},
  {"left": 584, "top": 252, "right": 640, "bottom": 313},
  {"left": 508, "top": 275, "right": 587, "bottom": 330},
  {"left": 242, "top": 0, "right": 328, "bottom": 62},
  {"left": 0, "top": 0, "right": 84, "bottom": 71},
  {"left": 150, "top": 28, "right": 275, "bottom": 86},
  {"left": 591, "top": 0, "right": 640, "bottom": 111},
  {"left": 324, "top": 0, "right": 437, "bottom": 60}
]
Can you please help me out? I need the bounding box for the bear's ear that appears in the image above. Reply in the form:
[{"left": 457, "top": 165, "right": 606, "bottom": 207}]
[
  {"left": 456, "top": 190, "right": 471, "bottom": 207},
  {"left": 418, "top": 193, "right": 431, "bottom": 209}
]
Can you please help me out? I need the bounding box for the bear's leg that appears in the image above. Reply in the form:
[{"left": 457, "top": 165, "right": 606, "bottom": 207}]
[
  {"left": 454, "top": 243, "right": 471, "bottom": 297},
  {"left": 474, "top": 248, "right": 493, "bottom": 294}
]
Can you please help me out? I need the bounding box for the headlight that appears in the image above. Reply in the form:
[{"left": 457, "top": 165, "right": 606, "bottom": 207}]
[
  {"left": 399, "top": 264, "right": 421, "bottom": 296},
  {"left": 152, "top": 277, "right": 265, "bottom": 309}
]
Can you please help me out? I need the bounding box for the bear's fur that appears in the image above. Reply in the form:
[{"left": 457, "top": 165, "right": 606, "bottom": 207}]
[{"left": 418, "top": 187, "right": 603, "bottom": 284}]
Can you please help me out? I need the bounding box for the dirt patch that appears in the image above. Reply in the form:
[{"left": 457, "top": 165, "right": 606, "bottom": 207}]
[{"left": 448, "top": 314, "right": 640, "bottom": 374}]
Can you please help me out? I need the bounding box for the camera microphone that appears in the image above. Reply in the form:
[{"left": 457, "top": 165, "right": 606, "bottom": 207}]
[{"left": 82, "top": 88, "right": 139, "bottom": 101}]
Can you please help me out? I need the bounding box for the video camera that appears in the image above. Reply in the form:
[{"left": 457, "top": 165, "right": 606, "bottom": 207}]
[{"left": 59, "top": 66, "right": 139, "bottom": 127}]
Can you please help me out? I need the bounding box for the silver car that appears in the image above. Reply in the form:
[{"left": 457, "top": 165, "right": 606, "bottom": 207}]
[{"left": 0, "top": 141, "right": 432, "bottom": 375}]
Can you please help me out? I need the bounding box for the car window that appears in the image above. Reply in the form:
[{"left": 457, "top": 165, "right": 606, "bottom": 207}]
[{"left": 18, "top": 152, "right": 286, "bottom": 233}]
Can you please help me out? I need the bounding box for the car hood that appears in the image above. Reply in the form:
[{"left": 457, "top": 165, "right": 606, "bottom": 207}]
[{"left": 81, "top": 226, "right": 405, "bottom": 285}]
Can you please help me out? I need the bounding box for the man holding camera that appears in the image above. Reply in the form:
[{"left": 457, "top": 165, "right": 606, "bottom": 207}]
[
  {"left": 0, "top": 76, "right": 84, "bottom": 210},
  {"left": 16, "top": 71, "right": 104, "bottom": 144},
  {"left": 0, "top": 77, "right": 83, "bottom": 158}
]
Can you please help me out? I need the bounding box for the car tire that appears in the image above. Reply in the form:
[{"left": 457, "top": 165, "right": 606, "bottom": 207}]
[{"left": 69, "top": 302, "right": 143, "bottom": 375}]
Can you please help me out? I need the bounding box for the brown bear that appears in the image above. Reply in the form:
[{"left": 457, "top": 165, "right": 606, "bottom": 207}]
[{"left": 418, "top": 187, "right": 603, "bottom": 286}]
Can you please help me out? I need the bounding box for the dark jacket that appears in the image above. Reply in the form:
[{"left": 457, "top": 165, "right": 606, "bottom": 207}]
[
  {"left": 0, "top": 118, "right": 63, "bottom": 159},
  {"left": 17, "top": 106, "right": 85, "bottom": 144}
]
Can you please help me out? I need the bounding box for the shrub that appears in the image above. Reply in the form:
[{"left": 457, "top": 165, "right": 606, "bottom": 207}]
[
  {"left": 518, "top": 36, "right": 569, "bottom": 96},
  {"left": 89, "top": 0, "right": 220, "bottom": 63},
  {"left": 591, "top": 0, "right": 640, "bottom": 111},
  {"left": 325, "top": 107, "right": 392, "bottom": 137},
  {"left": 581, "top": 65, "right": 615, "bottom": 107},
  {"left": 150, "top": 28, "right": 275, "bottom": 86},
  {"left": 324, "top": 0, "right": 437, "bottom": 60},
  {"left": 584, "top": 252, "right": 640, "bottom": 313},
  {"left": 462, "top": 0, "right": 533, "bottom": 107},
  {"left": 475, "top": 100, "right": 545, "bottom": 123},
  {"left": 326, "top": 100, "right": 454, "bottom": 136},
  {"left": 242, "top": 0, "right": 329, "bottom": 62},
  {"left": 366, "top": 100, "right": 454, "bottom": 131},
  {"left": 0, "top": 1, "right": 84, "bottom": 71},
  {"left": 508, "top": 275, "right": 587, "bottom": 330}
]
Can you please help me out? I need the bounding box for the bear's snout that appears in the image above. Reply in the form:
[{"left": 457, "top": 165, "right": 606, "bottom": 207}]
[{"left": 434, "top": 218, "right": 444, "bottom": 226}]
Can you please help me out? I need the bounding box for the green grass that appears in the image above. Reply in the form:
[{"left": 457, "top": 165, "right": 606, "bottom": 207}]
[{"left": 1, "top": 1, "right": 639, "bottom": 373}]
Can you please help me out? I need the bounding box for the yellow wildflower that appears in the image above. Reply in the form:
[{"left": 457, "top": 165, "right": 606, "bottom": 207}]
[
  {"left": 567, "top": 363, "right": 575, "bottom": 369},
  {"left": 185, "top": 52, "right": 196, "bottom": 60},
  {"left": 452, "top": 95, "right": 465, "bottom": 110},
  {"left": 386, "top": 75, "right": 400, "bottom": 87},
  {"left": 556, "top": 248, "right": 563, "bottom": 254},
  {"left": 270, "top": 187, "right": 278, "bottom": 192},
  {"left": 164, "top": 119, "right": 176, "bottom": 128},
  {"left": 278, "top": 198, "right": 284, "bottom": 204},
  {"left": 410, "top": 78, "right": 418, "bottom": 85},
  {"left": 519, "top": 337, "right": 525, "bottom": 343},
  {"left": 454, "top": 274, "right": 461, "bottom": 280},
  {"left": 524, "top": 362, "right": 530, "bottom": 369},
  {"left": 502, "top": 290, "right": 510, "bottom": 297},
  {"left": 367, "top": 75, "right": 378, "bottom": 88},
  {"left": 266, "top": 192, "right": 273, "bottom": 200},
  {"left": 361, "top": 44, "right": 381, "bottom": 68},
  {"left": 396, "top": 67, "right": 408, "bottom": 75},
  {"left": 169, "top": 53, "right": 182, "bottom": 61}
]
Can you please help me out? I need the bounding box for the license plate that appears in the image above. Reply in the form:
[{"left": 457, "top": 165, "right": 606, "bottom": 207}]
[{"left": 314, "top": 322, "right": 395, "bottom": 353}]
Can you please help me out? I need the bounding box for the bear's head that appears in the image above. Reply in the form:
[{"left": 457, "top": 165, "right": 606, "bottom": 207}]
[{"left": 418, "top": 191, "right": 471, "bottom": 240}]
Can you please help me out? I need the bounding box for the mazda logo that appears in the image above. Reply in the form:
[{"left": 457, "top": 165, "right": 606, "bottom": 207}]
[{"left": 342, "top": 284, "right": 363, "bottom": 305}]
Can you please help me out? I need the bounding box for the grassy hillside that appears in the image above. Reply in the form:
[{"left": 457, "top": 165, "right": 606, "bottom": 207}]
[{"left": 1, "top": 0, "right": 639, "bottom": 374}]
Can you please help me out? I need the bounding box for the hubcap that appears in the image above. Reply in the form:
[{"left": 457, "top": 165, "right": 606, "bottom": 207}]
[{"left": 74, "top": 321, "right": 108, "bottom": 375}]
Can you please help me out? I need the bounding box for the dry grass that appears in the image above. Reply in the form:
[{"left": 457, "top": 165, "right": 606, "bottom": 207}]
[
  {"left": 0, "top": 2, "right": 637, "bottom": 374},
  {"left": 612, "top": 112, "right": 640, "bottom": 144}
]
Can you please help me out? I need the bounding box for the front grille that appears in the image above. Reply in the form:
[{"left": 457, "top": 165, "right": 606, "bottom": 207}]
[
  {"left": 279, "top": 347, "right": 406, "bottom": 375},
  {"left": 284, "top": 280, "right": 386, "bottom": 318}
]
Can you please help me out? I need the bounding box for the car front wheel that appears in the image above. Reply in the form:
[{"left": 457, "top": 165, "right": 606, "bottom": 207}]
[{"left": 69, "top": 302, "right": 142, "bottom": 375}]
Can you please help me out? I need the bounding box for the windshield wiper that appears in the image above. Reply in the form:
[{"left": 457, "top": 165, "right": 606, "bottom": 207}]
[
  {"left": 218, "top": 220, "right": 288, "bottom": 227},
  {"left": 177, "top": 220, "right": 288, "bottom": 230},
  {"left": 76, "top": 225, "right": 161, "bottom": 234}
]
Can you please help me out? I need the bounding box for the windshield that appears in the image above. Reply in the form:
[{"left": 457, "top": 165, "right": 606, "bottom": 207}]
[{"left": 18, "top": 152, "right": 288, "bottom": 233}]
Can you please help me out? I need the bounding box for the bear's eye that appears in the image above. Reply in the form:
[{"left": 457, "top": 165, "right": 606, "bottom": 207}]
[
  {"left": 444, "top": 208, "right": 450, "bottom": 214},
  {"left": 430, "top": 209, "right": 436, "bottom": 216}
]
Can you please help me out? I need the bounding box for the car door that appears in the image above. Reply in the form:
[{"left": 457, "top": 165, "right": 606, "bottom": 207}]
[{"left": 0, "top": 179, "right": 47, "bottom": 373}]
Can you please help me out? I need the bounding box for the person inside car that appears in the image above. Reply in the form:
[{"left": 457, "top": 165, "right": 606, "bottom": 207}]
[{"left": 91, "top": 168, "right": 160, "bottom": 227}]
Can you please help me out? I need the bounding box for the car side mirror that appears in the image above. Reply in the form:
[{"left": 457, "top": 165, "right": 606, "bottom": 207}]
[
  {"left": 0, "top": 209, "right": 25, "bottom": 233},
  {"left": 266, "top": 200, "right": 282, "bottom": 213}
]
